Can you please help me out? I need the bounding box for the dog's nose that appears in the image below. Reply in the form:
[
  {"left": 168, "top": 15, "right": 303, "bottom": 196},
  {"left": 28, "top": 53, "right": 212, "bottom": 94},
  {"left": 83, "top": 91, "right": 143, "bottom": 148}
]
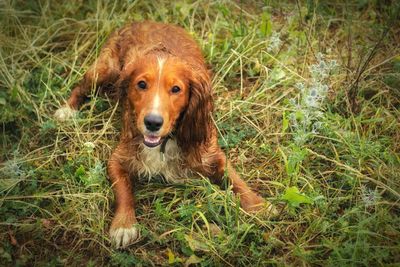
[{"left": 144, "top": 114, "right": 164, "bottom": 132}]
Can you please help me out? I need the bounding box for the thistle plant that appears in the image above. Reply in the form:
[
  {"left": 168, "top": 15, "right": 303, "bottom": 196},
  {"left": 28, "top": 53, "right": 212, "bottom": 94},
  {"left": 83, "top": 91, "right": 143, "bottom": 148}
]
[
  {"left": 287, "top": 53, "right": 337, "bottom": 146},
  {"left": 282, "top": 53, "right": 337, "bottom": 188}
]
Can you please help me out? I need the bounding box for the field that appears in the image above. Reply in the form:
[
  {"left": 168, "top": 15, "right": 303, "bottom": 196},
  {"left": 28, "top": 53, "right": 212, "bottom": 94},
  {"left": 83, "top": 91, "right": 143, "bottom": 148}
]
[{"left": 1, "top": 0, "right": 400, "bottom": 266}]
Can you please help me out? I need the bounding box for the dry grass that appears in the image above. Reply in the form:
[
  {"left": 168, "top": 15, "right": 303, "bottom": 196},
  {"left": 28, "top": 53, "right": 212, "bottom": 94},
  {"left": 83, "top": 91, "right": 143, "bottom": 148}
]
[{"left": 1, "top": 0, "right": 400, "bottom": 266}]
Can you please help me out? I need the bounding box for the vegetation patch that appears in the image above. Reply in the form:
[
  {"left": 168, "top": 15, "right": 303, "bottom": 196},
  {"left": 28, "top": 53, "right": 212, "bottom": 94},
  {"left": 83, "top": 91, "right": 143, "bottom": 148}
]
[{"left": 1, "top": 0, "right": 399, "bottom": 266}]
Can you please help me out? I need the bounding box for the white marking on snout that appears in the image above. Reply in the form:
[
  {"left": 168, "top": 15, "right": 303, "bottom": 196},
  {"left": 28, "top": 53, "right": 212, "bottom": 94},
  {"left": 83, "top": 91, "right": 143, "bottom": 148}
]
[{"left": 152, "top": 94, "right": 161, "bottom": 111}]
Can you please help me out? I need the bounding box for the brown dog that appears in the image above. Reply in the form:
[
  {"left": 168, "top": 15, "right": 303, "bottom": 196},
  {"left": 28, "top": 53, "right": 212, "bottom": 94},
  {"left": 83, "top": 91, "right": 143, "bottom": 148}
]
[{"left": 55, "top": 21, "right": 271, "bottom": 248}]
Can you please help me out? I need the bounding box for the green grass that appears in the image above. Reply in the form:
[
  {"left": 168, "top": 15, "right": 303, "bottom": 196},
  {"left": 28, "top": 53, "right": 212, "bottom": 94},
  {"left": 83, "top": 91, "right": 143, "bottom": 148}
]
[{"left": 1, "top": 0, "right": 400, "bottom": 266}]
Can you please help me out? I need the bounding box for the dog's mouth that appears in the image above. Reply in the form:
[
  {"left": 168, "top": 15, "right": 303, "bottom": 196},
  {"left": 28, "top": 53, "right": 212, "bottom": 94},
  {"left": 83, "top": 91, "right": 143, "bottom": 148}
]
[{"left": 143, "top": 135, "right": 164, "bottom": 148}]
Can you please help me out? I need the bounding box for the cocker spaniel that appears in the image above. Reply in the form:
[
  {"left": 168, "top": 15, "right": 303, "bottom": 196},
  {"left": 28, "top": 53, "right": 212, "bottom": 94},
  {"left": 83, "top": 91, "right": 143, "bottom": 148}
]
[{"left": 55, "top": 21, "right": 272, "bottom": 248}]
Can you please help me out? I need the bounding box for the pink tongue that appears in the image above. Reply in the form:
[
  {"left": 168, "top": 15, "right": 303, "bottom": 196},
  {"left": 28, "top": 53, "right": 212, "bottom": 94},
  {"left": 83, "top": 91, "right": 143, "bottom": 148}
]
[{"left": 144, "top": 136, "right": 161, "bottom": 144}]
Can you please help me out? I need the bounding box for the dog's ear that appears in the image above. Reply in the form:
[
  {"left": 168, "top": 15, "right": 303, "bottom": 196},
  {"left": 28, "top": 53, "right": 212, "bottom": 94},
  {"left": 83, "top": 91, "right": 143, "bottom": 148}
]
[
  {"left": 115, "top": 75, "right": 131, "bottom": 100},
  {"left": 176, "top": 66, "right": 213, "bottom": 154},
  {"left": 115, "top": 61, "right": 137, "bottom": 100}
]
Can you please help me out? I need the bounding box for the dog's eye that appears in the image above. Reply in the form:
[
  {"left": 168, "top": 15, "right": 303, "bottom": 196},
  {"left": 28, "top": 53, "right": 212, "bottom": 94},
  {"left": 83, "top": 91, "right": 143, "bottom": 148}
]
[
  {"left": 171, "top": 86, "right": 181, "bottom": 94},
  {"left": 137, "top": 81, "right": 147, "bottom": 90}
]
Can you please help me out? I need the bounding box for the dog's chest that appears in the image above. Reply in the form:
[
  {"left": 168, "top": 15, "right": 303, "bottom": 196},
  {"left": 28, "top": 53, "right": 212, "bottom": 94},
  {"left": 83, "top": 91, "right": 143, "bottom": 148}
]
[{"left": 135, "top": 139, "right": 190, "bottom": 182}]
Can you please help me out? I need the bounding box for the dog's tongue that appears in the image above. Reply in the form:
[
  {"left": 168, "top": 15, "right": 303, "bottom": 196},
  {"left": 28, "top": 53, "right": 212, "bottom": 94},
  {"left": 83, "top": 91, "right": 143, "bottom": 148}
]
[
  {"left": 144, "top": 135, "right": 162, "bottom": 147},
  {"left": 144, "top": 135, "right": 161, "bottom": 143}
]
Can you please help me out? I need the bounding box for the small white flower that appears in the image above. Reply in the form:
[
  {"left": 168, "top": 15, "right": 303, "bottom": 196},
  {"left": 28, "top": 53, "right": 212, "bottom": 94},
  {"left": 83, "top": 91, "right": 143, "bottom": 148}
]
[{"left": 84, "top": 142, "right": 96, "bottom": 152}]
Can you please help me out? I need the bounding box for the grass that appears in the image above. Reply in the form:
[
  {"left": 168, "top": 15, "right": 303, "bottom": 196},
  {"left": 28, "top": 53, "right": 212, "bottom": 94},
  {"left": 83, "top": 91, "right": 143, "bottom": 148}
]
[{"left": 1, "top": 0, "right": 400, "bottom": 266}]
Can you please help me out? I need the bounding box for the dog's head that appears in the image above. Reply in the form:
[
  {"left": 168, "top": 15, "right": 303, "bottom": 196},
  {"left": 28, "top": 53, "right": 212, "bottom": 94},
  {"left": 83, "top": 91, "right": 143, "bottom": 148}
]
[{"left": 118, "top": 53, "right": 213, "bottom": 152}]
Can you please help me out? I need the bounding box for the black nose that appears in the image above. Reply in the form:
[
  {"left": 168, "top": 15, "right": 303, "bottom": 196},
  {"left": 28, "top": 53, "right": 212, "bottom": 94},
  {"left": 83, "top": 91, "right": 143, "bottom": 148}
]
[{"left": 144, "top": 114, "right": 164, "bottom": 132}]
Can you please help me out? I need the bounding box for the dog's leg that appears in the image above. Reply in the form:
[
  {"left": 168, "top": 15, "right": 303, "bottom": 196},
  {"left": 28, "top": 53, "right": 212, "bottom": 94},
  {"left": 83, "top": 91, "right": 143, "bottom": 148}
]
[
  {"left": 55, "top": 33, "right": 121, "bottom": 121},
  {"left": 107, "top": 150, "right": 139, "bottom": 249},
  {"left": 225, "top": 161, "right": 268, "bottom": 212},
  {"left": 208, "top": 153, "right": 276, "bottom": 214}
]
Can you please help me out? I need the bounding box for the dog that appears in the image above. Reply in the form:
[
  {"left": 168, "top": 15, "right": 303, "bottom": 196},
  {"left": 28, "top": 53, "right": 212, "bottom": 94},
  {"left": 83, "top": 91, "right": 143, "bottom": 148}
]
[{"left": 55, "top": 21, "right": 272, "bottom": 248}]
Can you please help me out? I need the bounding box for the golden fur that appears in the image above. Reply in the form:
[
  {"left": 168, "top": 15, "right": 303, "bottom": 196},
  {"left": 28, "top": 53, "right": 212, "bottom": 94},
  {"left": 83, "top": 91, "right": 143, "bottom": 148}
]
[{"left": 55, "top": 21, "right": 269, "bottom": 249}]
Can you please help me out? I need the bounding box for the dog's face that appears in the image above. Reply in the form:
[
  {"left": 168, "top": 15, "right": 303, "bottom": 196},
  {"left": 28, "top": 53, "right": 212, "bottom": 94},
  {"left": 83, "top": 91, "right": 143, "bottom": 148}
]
[{"left": 125, "top": 55, "right": 191, "bottom": 147}]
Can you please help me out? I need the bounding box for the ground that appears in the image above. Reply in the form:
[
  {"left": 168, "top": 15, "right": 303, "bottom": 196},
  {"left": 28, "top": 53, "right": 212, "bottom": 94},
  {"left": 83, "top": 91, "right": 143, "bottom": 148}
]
[{"left": 1, "top": 1, "right": 400, "bottom": 266}]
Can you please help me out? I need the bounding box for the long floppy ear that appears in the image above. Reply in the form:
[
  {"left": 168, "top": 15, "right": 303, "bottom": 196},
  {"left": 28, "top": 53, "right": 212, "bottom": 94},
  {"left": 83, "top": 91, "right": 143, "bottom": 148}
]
[
  {"left": 176, "top": 67, "right": 213, "bottom": 155},
  {"left": 114, "top": 62, "right": 137, "bottom": 139},
  {"left": 115, "top": 75, "right": 131, "bottom": 101},
  {"left": 115, "top": 60, "right": 137, "bottom": 101}
]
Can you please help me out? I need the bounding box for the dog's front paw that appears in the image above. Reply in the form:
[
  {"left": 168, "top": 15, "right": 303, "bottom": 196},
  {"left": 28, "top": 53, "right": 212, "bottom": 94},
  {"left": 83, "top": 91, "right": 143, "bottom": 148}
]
[
  {"left": 110, "top": 210, "right": 139, "bottom": 249},
  {"left": 240, "top": 193, "right": 278, "bottom": 216},
  {"left": 54, "top": 105, "right": 77, "bottom": 121},
  {"left": 110, "top": 225, "right": 140, "bottom": 249}
]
